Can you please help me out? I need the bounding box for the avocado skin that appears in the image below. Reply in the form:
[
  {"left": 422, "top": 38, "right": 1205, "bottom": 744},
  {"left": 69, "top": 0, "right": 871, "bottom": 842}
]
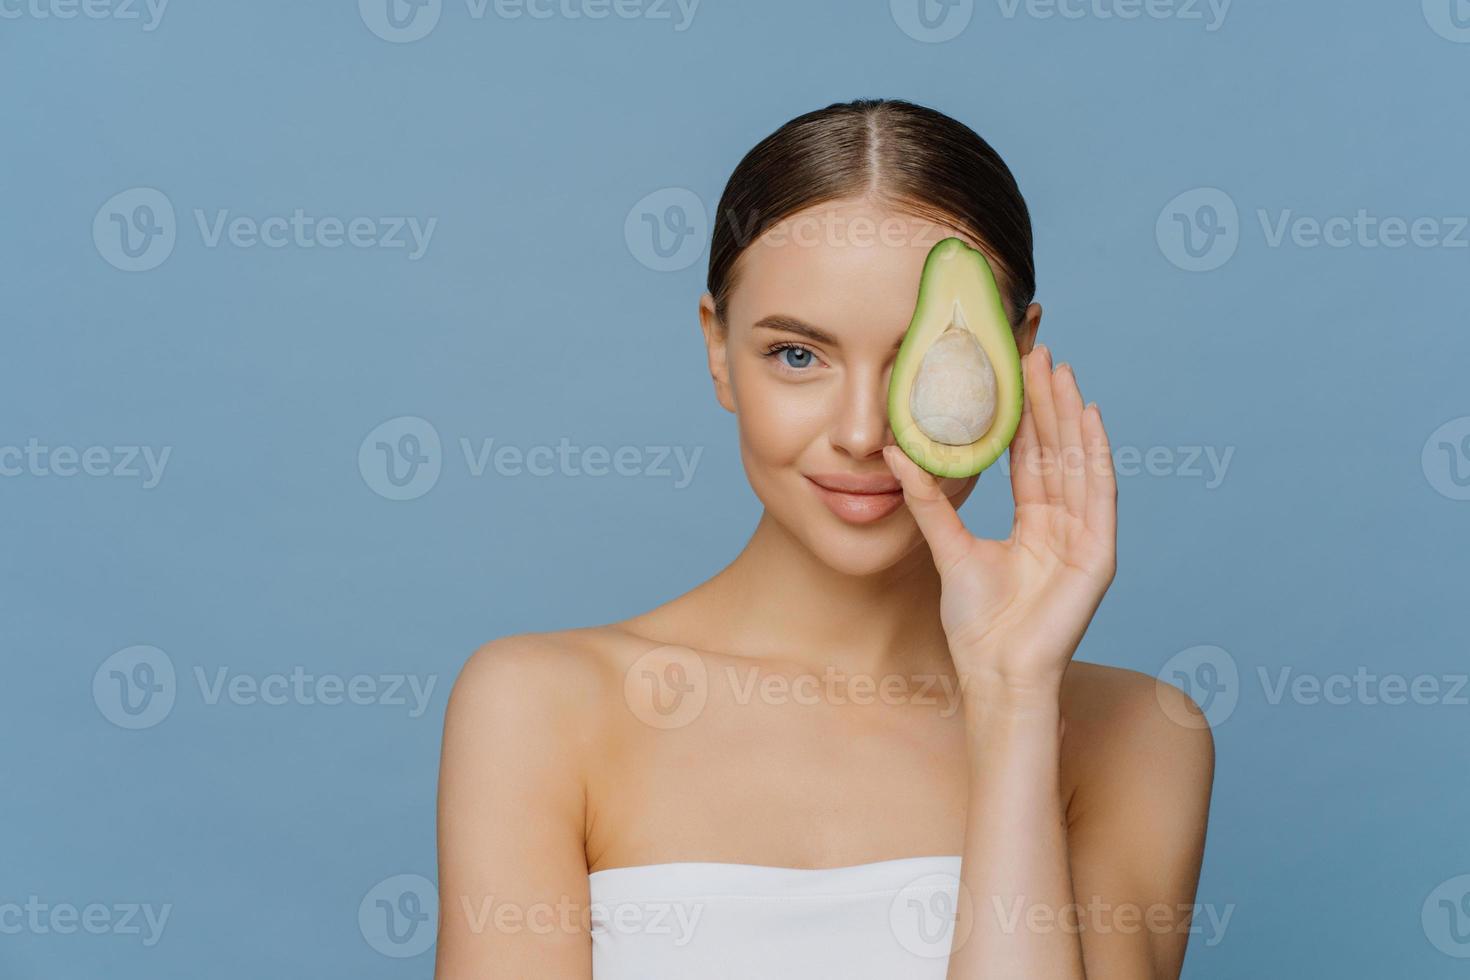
[{"left": 887, "top": 237, "right": 1024, "bottom": 479}]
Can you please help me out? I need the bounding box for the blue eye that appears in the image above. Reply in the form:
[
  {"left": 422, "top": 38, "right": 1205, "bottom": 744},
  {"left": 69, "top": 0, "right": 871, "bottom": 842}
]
[
  {"left": 782, "top": 347, "right": 814, "bottom": 369},
  {"left": 767, "top": 343, "right": 817, "bottom": 370}
]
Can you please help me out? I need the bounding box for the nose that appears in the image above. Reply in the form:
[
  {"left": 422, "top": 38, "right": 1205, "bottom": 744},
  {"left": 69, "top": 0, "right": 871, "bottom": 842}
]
[{"left": 828, "top": 362, "right": 895, "bottom": 461}]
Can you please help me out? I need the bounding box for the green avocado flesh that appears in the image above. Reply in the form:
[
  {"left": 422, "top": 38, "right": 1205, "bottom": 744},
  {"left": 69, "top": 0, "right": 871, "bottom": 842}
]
[{"left": 887, "top": 237, "right": 1023, "bottom": 479}]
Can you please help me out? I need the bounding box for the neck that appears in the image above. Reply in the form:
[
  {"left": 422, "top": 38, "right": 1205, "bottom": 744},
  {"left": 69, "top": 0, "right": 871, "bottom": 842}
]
[{"left": 690, "top": 511, "right": 953, "bottom": 679}]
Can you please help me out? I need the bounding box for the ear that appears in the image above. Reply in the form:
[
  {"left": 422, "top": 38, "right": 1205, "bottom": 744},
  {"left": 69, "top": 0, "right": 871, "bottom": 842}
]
[
  {"left": 698, "top": 292, "right": 736, "bottom": 414},
  {"left": 1013, "top": 302, "right": 1042, "bottom": 357}
]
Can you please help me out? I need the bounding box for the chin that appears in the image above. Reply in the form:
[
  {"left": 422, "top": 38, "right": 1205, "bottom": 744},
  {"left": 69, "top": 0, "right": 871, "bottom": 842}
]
[{"left": 790, "top": 503, "right": 925, "bottom": 578}]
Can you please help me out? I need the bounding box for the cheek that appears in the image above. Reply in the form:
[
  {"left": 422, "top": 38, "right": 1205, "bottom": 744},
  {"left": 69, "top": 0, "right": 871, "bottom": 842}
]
[{"left": 730, "top": 357, "right": 827, "bottom": 465}]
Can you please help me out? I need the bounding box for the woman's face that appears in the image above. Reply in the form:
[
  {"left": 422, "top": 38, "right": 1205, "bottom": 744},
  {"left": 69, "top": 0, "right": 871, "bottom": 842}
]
[{"left": 699, "top": 197, "right": 1038, "bottom": 578}]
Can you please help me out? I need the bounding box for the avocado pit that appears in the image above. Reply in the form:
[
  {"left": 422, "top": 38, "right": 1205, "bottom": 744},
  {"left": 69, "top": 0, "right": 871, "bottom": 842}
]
[{"left": 907, "top": 304, "right": 998, "bottom": 446}]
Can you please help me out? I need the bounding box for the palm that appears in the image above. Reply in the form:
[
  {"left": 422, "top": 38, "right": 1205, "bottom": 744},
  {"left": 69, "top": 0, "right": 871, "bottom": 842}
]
[{"left": 886, "top": 346, "right": 1117, "bottom": 685}]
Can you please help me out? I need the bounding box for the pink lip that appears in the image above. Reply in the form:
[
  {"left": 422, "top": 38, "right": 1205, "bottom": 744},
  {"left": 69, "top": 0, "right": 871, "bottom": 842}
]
[{"left": 806, "top": 474, "right": 905, "bottom": 525}]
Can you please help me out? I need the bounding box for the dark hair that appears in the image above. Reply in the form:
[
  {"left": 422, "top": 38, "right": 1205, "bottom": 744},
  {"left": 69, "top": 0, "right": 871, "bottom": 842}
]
[{"left": 706, "top": 98, "right": 1035, "bottom": 329}]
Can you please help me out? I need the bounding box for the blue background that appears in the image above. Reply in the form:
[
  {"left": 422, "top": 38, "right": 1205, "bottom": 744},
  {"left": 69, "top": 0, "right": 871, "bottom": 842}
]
[{"left": 3, "top": 0, "right": 1468, "bottom": 976}]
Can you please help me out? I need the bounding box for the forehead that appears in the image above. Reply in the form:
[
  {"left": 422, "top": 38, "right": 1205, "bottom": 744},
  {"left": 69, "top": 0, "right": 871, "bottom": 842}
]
[{"left": 724, "top": 198, "right": 1006, "bottom": 337}]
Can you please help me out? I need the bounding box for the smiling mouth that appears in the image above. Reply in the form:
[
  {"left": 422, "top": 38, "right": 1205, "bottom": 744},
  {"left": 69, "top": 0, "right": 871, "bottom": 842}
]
[{"left": 805, "top": 474, "right": 905, "bottom": 524}]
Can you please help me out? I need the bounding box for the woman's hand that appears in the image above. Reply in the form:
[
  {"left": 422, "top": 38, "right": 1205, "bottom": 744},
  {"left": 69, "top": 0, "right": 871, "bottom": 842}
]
[{"left": 883, "top": 344, "right": 1117, "bottom": 704}]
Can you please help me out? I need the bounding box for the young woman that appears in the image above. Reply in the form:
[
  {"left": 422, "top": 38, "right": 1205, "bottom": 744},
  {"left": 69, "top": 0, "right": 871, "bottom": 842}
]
[{"left": 435, "top": 98, "right": 1215, "bottom": 979}]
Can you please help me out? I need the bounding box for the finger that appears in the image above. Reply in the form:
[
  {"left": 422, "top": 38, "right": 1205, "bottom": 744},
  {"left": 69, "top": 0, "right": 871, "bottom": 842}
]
[
  {"left": 1026, "top": 344, "right": 1064, "bottom": 505},
  {"left": 1008, "top": 362, "right": 1046, "bottom": 508},
  {"left": 1082, "top": 402, "right": 1117, "bottom": 545},
  {"left": 882, "top": 445, "right": 971, "bottom": 574},
  {"left": 1053, "top": 362, "right": 1087, "bottom": 520}
]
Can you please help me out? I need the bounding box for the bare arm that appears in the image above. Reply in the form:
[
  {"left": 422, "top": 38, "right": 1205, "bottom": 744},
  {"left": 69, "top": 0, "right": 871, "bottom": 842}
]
[
  {"left": 886, "top": 344, "right": 1213, "bottom": 977},
  {"left": 944, "top": 670, "right": 1213, "bottom": 978},
  {"left": 434, "top": 636, "right": 596, "bottom": 979},
  {"left": 951, "top": 684, "right": 1083, "bottom": 976}
]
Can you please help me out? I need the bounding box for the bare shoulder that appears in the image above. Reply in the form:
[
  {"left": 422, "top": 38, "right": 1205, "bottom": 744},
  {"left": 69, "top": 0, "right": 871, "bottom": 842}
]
[
  {"left": 438, "top": 620, "right": 664, "bottom": 752},
  {"left": 451, "top": 627, "right": 615, "bottom": 702},
  {"left": 1059, "top": 660, "right": 1216, "bottom": 813},
  {"left": 445, "top": 624, "right": 650, "bottom": 733}
]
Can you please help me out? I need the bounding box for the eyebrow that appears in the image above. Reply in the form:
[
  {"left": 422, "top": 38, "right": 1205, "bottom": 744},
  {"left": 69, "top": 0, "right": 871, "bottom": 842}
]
[{"left": 753, "top": 314, "right": 905, "bottom": 351}]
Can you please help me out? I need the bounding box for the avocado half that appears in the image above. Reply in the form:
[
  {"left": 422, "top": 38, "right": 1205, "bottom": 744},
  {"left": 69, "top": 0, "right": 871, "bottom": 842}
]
[{"left": 887, "top": 237, "right": 1024, "bottom": 479}]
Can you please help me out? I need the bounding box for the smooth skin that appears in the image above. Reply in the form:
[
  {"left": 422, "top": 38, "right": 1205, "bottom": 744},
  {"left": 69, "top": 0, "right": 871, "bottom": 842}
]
[{"left": 435, "top": 198, "right": 1214, "bottom": 979}]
